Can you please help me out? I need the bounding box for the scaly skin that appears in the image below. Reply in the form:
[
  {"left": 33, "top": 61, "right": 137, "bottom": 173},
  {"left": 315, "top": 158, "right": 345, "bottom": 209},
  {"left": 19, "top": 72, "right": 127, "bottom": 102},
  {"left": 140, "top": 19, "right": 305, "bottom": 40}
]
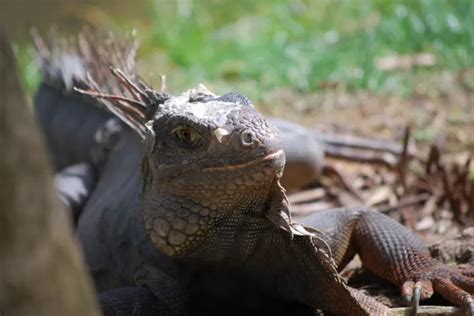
[
  {"left": 34, "top": 33, "right": 474, "bottom": 315},
  {"left": 303, "top": 208, "right": 474, "bottom": 314},
  {"left": 76, "top": 88, "right": 383, "bottom": 315}
]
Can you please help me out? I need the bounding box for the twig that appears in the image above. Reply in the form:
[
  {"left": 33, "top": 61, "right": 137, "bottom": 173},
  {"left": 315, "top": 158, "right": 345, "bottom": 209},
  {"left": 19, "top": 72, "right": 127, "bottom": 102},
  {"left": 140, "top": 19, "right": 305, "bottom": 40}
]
[
  {"left": 110, "top": 67, "right": 149, "bottom": 101},
  {"left": 73, "top": 87, "right": 146, "bottom": 111},
  {"left": 322, "top": 164, "right": 362, "bottom": 200},
  {"left": 109, "top": 66, "right": 144, "bottom": 102},
  {"left": 398, "top": 126, "right": 411, "bottom": 190},
  {"left": 30, "top": 28, "right": 50, "bottom": 60},
  {"left": 388, "top": 305, "right": 461, "bottom": 315},
  {"left": 324, "top": 144, "right": 398, "bottom": 168},
  {"left": 425, "top": 145, "right": 440, "bottom": 175},
  {"left": 317, "top": 132, "right": 416, "bottom": 157},
  {"left": 378, "top": 193, "right": 430, "bottom": 214}
]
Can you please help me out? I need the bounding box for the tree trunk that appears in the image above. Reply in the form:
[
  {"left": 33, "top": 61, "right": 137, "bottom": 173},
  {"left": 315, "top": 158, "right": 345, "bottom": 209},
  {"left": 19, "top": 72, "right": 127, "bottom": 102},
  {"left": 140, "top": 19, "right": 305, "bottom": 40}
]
[{"left": 0, "top": 29, "right": 100, "bottom": 316}]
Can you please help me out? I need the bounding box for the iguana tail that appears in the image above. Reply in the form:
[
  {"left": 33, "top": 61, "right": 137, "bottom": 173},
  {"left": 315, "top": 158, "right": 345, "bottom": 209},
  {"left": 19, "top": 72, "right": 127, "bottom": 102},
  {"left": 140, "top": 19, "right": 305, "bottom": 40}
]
[{"left": 32, "top": 29, "right": 138, "bottom": 171}]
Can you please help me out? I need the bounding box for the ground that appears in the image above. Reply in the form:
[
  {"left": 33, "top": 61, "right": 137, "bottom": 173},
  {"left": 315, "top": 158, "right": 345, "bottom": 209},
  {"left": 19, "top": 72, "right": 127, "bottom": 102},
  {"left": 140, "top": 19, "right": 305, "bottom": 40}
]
[{"left": 263, "top": 71, "right": 474, "bottom": 308}]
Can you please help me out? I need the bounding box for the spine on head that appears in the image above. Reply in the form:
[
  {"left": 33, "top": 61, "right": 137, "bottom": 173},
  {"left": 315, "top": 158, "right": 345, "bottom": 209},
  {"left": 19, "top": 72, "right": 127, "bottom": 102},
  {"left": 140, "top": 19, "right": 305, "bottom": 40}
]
[{"left": 32, "top": 29, "right": 139, "bottom": 170}]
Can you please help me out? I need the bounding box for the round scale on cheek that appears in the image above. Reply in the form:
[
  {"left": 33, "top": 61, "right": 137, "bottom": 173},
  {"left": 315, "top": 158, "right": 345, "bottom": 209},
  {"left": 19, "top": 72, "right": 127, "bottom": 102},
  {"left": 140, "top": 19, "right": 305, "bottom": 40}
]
[
  {"left": 149, "top": 230, "right": 176, "bottom": 256},
  {"left": 153, "top": 218, "right": 171, "bottom": 237},
  {"left": 190, "top": 204, "right": 202, "bottom": 213},
  {"left": 199, "top": 208, "right": 210, "bottom": 216},
  {"left": 177, "top": 208, "right": 190, "bottom": 217},
  {"left": 188, "top": 213, "right": 200, "bottom": 224},
  {"left": 168, "top": 230, "right": 187, "bottom": 245},
  {"left": 171, "top": 217, "right": 188, "bottom": 230},
  {"left": 185, "top": 223, "right": 199, "bottom": 235},
  {"left": 182, "top": 199, "right": 193, "bottom": 208},
  {"left": 170, "top": 201, "right": 181, "bottom": 210},
  {"left": 163, "top": 209, "right": 175, "bottom": 221}
]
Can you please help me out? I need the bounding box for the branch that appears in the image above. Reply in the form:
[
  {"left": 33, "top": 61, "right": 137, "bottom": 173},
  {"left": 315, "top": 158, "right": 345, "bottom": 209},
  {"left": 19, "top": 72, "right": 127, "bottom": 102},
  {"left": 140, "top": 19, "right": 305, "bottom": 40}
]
[{"left": 0, "top": 29, "right": 100, "bottom": 316}]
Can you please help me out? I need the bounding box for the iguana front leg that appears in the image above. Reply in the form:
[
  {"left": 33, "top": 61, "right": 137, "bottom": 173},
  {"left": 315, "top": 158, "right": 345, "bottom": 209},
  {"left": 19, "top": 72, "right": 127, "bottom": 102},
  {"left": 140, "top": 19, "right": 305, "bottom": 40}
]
[{"left": 301, "top": 207, "right": 474, "bottom": 314}]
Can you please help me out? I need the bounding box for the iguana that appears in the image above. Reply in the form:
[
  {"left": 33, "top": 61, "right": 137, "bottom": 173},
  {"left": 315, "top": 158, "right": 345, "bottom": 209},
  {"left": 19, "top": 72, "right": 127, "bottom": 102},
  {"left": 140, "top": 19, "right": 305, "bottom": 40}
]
[{"left": 33, "top": 32, "right": 474, "bottom": 315}]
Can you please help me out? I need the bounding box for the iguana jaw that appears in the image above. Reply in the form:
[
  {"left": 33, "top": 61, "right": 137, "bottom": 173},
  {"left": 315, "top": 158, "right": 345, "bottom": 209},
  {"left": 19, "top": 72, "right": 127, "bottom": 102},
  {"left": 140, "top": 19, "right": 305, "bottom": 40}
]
[
  {"left": 149, "top": 148, "right": 284, "bottom": 176},
  {"left": 143, "top": 148, "right": 286, "bottom": 258}
]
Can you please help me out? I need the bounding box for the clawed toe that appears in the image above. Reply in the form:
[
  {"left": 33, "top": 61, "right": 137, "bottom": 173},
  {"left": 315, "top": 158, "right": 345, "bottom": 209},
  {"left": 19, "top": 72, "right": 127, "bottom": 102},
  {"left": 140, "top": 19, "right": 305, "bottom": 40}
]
[
  {"left": 402, "top": 280, "right": 415, "bottom": 306},
  {"left": 465, "top": 299, "right": 474, "bottom": 316},
  {"left": 412, "top": 284, "right": 421, "bottom": 314},
  {"left": 460, "top": 267, "right": 474, "bottom": 278},
  {"left": 433, "top": 277, "right": 473, "bottom": 315},
  {"left": 453, "top": 274, "right": 474, "bottom": 293},
  {"left": 401, "top": 280, "right": 433, "bottom": 314}
]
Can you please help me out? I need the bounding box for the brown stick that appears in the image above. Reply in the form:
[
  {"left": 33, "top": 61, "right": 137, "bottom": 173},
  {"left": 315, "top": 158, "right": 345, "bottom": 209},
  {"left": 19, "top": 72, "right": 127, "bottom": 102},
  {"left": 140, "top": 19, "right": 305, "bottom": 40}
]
[
  {"left": 111, "top": 67, "right": 149, "bottom": 101},
  {"left": 398, "top": 126, "right": 411, "bottom": 190},
  {"left": 323, "top": 164, "right": 363, "bottom": 200},
  {"left": 74, "top": 87, "right": 146, "bottom": 111},
  {"left": 0, "top": 29, "right": 100, "bottom": 316},
  {"left": 324, "top": 144, "right": 399, "bottom": 168},
  {"left": 378, "top": 193, "right": 430, "bottom": 214},
  {"left": 317, "top": 131, "right": 416, "bottom": 157},
  {"left": 388, "top": 306, "right": 461, "bottom": 315},
  {"left": 109, "top": 66, "right": 145, "bottom": 103}
]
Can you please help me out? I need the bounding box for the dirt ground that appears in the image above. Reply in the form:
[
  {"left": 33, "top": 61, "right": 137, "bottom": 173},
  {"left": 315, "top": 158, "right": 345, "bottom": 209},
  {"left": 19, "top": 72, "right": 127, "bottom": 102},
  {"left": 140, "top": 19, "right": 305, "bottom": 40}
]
[{"left": 260, "top": 69, "right": 474, "bottom": 308}]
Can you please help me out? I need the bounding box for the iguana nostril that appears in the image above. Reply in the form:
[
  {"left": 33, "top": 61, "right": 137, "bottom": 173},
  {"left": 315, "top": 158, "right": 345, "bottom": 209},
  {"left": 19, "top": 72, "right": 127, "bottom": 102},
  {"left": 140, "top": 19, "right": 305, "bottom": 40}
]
[{"left": 241, "top": 130, "right": 255, "bottom": 146}]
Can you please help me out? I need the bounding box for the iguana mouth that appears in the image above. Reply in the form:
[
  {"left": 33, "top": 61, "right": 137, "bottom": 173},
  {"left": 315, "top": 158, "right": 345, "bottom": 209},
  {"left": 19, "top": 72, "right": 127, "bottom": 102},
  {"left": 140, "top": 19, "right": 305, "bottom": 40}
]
[{"left": 202, "top": 149, "right": 285, "bottom": 172}]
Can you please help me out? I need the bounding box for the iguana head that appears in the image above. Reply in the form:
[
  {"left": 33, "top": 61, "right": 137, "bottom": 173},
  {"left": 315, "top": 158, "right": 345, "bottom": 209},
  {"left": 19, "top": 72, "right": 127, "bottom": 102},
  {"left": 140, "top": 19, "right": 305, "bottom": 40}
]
[
  {"left": 79, "top": 73, "right": 288, "bottom": 259},
  {"left": 140, "top": 85, "right": 286, "bottom": 258}
]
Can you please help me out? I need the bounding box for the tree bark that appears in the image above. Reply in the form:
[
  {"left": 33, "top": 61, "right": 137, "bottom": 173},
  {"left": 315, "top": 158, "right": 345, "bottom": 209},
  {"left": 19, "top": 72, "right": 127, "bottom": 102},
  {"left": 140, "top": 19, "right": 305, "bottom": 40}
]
[{"left": 0, "top": 29, "right": 100, "bottom": 316}]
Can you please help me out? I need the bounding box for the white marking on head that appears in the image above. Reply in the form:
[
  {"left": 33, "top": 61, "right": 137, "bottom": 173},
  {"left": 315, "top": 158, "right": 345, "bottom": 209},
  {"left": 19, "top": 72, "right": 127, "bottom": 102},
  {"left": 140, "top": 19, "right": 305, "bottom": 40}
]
[{"left": 213, "top": 127, "right": 230, "bottom": 143}]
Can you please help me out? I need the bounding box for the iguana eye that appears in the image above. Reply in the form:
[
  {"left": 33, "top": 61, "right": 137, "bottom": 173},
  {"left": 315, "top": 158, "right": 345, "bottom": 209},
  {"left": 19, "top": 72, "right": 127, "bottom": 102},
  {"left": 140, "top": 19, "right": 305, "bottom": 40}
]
[
  {"left": 172, "top": 126, "right": 203, "bottom": 148},
  {"left": 240, "top": 130, "right": 255, "bottom": 146}
]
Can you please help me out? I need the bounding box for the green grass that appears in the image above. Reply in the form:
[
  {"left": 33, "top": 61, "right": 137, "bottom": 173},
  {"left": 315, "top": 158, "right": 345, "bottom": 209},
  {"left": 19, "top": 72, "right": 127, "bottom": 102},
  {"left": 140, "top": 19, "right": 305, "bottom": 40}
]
[
  {"left": 13, "top": 44, "right": 41, "bottom": 101},
  {"left": 139, "top": 0, "right": 474, "bottom": 98},
  {"left": 15, "top": 0, "right": 474, "bottom": 100}
]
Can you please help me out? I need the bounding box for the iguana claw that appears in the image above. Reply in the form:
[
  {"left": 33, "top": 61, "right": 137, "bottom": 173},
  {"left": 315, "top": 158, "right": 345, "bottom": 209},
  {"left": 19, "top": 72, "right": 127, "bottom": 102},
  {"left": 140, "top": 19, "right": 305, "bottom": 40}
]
[
  {"left": 467, "top": 300, "right": 474, "bottom": 316},
  {"left": 398, "top": 261, "right": 474, "bottom": 315},
  {"left": 401, "top": 280, "right": 422, "bottom": 315},
  {"left": 412, "top": 283, "right": 421, "bottom": 315}
]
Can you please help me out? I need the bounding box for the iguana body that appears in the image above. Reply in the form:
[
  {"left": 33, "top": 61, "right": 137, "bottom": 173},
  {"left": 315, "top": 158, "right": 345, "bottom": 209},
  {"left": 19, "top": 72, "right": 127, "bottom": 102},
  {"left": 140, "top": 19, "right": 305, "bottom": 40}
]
[{"left": 34, "top": 33, "right": 474, "bottom": 315}]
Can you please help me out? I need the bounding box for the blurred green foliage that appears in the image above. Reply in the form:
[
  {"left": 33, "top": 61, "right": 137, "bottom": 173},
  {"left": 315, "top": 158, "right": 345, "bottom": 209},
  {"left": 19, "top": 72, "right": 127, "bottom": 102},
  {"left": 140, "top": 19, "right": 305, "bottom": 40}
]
[
  {"left": 13, "top": 44, "right": 40, "bottom": 99},
  {"left": 142, "top": 0, "right": 473, "bottom": 96},
  {"left": 15, "top": 0, "right": 474, "bottom": 99}
]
